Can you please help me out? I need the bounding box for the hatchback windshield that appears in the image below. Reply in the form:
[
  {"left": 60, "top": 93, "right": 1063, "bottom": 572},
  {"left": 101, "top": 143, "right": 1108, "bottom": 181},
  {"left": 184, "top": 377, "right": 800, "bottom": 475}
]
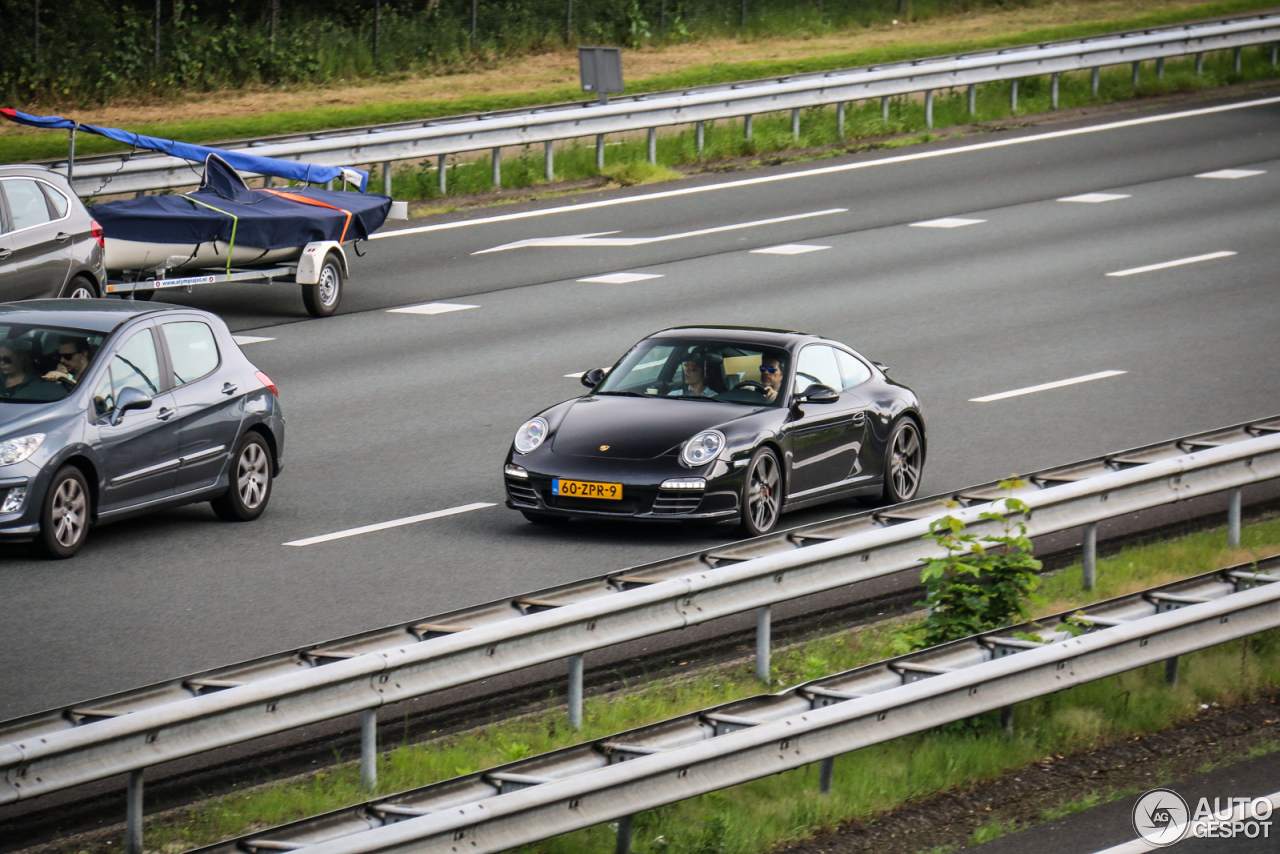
[
  {"left": 0, "top": 324, "right": 105, "bottom": 404},
  {"left": 597, "top": 338, "right": 789, "bottom": 406}
]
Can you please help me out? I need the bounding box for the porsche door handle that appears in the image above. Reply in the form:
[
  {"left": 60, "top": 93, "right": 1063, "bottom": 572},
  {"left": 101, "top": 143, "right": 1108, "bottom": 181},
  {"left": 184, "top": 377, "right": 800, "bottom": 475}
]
[
  {"left": 850, "top": 412, "right": 867, "bottom": 426},
  {"left": 156, "top": 407, "right": 174, "bottom": 421}
]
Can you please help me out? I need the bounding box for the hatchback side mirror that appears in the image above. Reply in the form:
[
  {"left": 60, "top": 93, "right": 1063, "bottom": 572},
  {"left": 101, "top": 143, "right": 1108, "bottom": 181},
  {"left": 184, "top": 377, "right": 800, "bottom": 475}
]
[
  {"left": 796, "top": 384, "right": 839, "bottom": 404},
  {"left": 111, "top": 386, "right": 153, "bottom": 426},
  {"left": 581, "top": 367, "right": 608, "bottom": 388}
]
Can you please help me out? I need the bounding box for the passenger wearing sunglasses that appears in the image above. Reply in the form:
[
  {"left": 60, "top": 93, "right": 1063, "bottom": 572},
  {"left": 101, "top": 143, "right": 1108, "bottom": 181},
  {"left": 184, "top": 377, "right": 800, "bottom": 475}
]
[
  {"left": 43, "top": 336, "right": 92, "bottom": 387},
  {"left": 668, "top": 350, "right": 719, "bottom": 398},
  {"left": 759, "top": 355, "right": 785, "bottom": 403},
  {"left": 0, "top": 340, "right": 37, "bottom": 399}
]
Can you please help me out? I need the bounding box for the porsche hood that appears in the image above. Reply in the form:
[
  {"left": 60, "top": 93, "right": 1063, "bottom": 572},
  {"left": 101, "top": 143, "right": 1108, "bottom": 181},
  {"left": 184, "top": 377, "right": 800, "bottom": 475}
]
[{"left": 550, "top": 395, "right": 750, "bottom": 459}]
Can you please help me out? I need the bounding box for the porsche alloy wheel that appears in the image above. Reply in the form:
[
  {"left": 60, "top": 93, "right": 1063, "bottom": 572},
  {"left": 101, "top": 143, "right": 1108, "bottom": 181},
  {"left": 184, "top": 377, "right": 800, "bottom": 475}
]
[
  {"left": 883, "top": 418, "right": 924, "bottom": 504},
  {"left": 36, "top": 466, "right": 91, "bottom": 559},
  {"left": 740, "top": 447, "right": 783, "bottom": 537}
]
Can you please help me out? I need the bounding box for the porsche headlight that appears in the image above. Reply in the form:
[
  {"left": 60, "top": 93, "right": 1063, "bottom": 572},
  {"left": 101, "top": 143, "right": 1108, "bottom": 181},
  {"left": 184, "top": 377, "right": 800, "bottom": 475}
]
[
  {"left": 681, "top": 430, "right": 725, "bottom": 467},
  {"left": 514, "top": 418, "right": 549, "bottom": 454},
  {"left": 0, "top": 433, "right": 44, "bottom": 466}
]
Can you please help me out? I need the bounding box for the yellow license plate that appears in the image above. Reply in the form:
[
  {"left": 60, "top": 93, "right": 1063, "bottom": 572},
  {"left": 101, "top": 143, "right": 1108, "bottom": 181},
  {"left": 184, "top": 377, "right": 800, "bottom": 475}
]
[{"left": 553, "top": 479, "right": 624, "bottom": 500}]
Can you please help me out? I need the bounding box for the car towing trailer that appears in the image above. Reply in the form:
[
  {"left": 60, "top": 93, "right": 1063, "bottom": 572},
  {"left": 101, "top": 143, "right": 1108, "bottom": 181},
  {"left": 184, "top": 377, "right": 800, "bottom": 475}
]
[{"left": 103, "top": 240, "right": 349, "bottom": 318}]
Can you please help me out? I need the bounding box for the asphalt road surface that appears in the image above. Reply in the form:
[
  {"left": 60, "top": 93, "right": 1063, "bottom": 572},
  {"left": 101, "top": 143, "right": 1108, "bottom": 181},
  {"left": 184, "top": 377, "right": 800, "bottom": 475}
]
[{"left": 2, "top": 92, "right": 1279, "bottom": 721}]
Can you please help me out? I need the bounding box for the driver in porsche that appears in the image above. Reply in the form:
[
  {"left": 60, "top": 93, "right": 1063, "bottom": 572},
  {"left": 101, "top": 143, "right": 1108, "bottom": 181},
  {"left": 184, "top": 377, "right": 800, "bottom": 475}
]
[{"left": 759, "top": 354, "right": 785, "bottom": 403}]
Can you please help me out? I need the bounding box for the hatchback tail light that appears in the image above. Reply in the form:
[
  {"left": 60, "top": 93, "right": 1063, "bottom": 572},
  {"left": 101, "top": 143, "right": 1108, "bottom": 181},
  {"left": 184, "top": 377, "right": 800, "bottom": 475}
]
[
  {"left": 90, "top": 220, "right": 105, "bottom": 249},
  {"left": 255, "top": 371, "right": 278, "bottom": 397}
]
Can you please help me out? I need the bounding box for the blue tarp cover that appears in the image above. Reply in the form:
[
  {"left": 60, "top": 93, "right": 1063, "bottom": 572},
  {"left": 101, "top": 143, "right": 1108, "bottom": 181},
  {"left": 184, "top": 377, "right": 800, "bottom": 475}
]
[
  {"left": 93, "top": 155, "right": 391, "bottom": 258},
  {"left": 1, "top": 108, "right": 369, "bottom": 191}
]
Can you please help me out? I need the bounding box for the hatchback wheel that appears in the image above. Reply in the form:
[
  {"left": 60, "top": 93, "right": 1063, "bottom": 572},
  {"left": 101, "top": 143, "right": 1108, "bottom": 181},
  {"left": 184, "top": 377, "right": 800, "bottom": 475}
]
[
  {"left": 882, "top": 418, "right": 924, "bottom": 504},
  {"left": 739, "top": 447, "right": 783, "bottom": 537},
  {"left": 212, "top": 433, "right": 273, "bottom": 521},
  {"left": 60, "top": 276, "right": 99, "bottom": 300},
  {"left": 35, "top": 466, "right": 91, "bottom": 559}
]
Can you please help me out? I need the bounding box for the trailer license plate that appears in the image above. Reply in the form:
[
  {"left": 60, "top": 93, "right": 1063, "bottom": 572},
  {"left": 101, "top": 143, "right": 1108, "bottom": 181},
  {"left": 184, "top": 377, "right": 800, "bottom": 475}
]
[{"left": 552, "top": 479, "right": 623, "bottom": 500}]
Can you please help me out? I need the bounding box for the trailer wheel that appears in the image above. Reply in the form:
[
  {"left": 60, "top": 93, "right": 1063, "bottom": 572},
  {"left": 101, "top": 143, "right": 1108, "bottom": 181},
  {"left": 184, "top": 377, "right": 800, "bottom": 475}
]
[{"left": 302, "top": 252, "right": 343, "bottom": 318}]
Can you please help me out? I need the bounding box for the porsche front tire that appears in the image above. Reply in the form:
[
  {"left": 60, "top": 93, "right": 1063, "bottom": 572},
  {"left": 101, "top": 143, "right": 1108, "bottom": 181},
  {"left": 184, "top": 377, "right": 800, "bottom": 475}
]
[{"left": 738, "top": 447, "right": 783, "bottom": 537}]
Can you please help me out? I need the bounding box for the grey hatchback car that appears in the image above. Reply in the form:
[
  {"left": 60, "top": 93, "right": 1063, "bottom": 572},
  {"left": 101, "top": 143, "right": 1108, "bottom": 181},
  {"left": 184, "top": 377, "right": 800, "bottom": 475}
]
[
  {"left": 0, "top": 300, "right": 284, "bottom": 558},
  {"left": 0, "top": 165, "right": 106, "bottom": 301}
]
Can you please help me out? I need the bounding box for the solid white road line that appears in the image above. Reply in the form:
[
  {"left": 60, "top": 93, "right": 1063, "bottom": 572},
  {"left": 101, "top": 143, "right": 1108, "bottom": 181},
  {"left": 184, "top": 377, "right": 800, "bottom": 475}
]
[
  {"left": 474, "top": 208, "right": 847, "bottom": 253},
  {"left": 1106, "top": 251, "right": 1236, "bottom": 277},
  {"left": 232, "top": 335, "right": 275, "bottom": 345},
  {"left": 750, "top": 243, "right": 831, "bottom": 255},
  {"left": 284, "top": 502, "right": 496, "bottom": 547},
  {"left": 387, "top": 302, "right": 480, "bottom": 315},
  {"left": 1195, "top": 168, "right": 1266, "bottom": 179},
  {"left": 578, "top": 272, "right": 664, "bottom": 283},
  {"left": 369, "top": 96, "right": 1280, "bottom": 243},
  {"left": 970, "top": 370, "right": 1127, "bottom": 403},
  {"left": 910, "top": 217, "right": 986, "bottom": 228},
  {"left": 1058, "top": 193, "right": 1131, "bottom": 203}
]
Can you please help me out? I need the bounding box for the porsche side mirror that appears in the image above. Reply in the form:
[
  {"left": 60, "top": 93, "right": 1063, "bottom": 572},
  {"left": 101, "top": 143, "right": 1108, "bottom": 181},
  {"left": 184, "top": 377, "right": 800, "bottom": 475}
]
[
  {"left": 581, "top": 367, "right": 608, "bottom": 388},
  {"left": 796, "top": 384, "right": 839, "bottom": 404},
  {"left": 111, "top": 386, "right": 153, "bottom": 426}
]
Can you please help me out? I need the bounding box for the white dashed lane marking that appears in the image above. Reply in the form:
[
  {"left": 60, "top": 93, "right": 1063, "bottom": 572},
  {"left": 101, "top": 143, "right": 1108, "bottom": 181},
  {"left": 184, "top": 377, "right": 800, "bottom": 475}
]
[
  {"left": 1195, "top": 169, "right": 1266, "bottom": 179},
  {"left": 284, "top": 503, "right": 496, "bottom": 546},
  {"left": 1106, "top": 251, "right": 1236, "bottom": 277},
  {"left": 909, "top": 217, "right": 986, "bottom": 228},
  {"left": 1058, "top": 193, "right": 1131, "bottom": 203},
  {"left": 232, "top": 336, "right": 275, "bottom": 345},
  {"left": 970, "top": 370, "right": 1127, "bottom": 403},
  {"left": 750, "top": 244, "right": 831, "bottom": 255},
  {"left": 578, "top": 273, "right": 663, "bottom": 284},
  {"left": 387, "top": 303, "right": 480, "bottom": 315}
]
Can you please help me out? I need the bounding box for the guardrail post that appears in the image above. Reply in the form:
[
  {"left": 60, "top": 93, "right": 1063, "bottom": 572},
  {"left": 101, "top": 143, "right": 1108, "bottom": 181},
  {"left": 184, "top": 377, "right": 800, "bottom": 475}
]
[
  {"left": 436, "top": 154, "right": 447, "bottom": 196},
  {"left": 1051, "top": 72, "right": 1059, "bottom": 109},
  {"left": 696, "top": 120, "right": 705, "bottom": 153},
  {"left": 647, "top": 127, "right": 657, "bottom": 164},
  {"left": 1234, "top": 46, "right": 1242, "bottom": 74},
  {"left": 382, "top": 162, "right": 392, "bottom": 197},
  {"left": 568, "top": 654, "right": 584, "bottom": 730},
  {"left": 924, "top": 90, "right": 933, "bottom": 128},
  {"left": 1082, "top": 522, "right": 1098, "bottom": 590},
  {"left": 1156, "top": 57, "right": 1164, "bottom": 80},
  {"left": 1165, "top": 656, "right": 1180, "bottom": 686},
  {"left": 756, "top": 605, "right": 771, "bottom": 682},
  {"left": 1010, "top": 79, "right": 1018, "bottom": 115},
  {"left": 126, "top": 769, "right": 143, "bottom": 854},
  {"left": 791, "top": 107, "right": 800, "bottom": 139},
  {"left": 1228, "top": 488, "right": 1242, "bottom": 547},
  {"left": 744, "top": 115, "right": 753, "bottom": 141},
  {"left": 361, "top": 708, "right": 377, "bottom": 791},
  {"left": 1196, "top": 52, "right": 1204, "bottom": 75},
  {"left": 491, "top": 147, "right": 501, "bottom": 189},
  {"left": 544, "top": 141, "right": 554, "bottom": 182},
  {"left": 1000, "top": 705, "right": 1014, "bottom": 736},
  {"left": 596, "top": 134, "right": 606, "bottom": 170},
  {"left": 616, "top": 814, "right": 634, "bottom": 854},
  {"left": 836, "top": 102, "right": 845, "bottom": 139},
  {"left": 1132, "top": 61, "right": 1141, "bottom": 87},
  {"left": 1091, "top": 66, "right": 1100, "bottom": 96},
  {"left": 881, "top": 96, "right": 889, "bottom": 122},
  {"left": 818, "top": 756, "right": 835, "bottom": 794},
  {"left": 1272, "top": 43, "right": 1278, "bottom": 68},
  {"left": 967, "top": 84, "right": 976, "bottom": 115}
]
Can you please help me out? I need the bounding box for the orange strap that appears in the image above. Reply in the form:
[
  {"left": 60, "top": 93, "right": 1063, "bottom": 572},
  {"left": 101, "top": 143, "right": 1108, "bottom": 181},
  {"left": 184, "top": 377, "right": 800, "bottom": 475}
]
[{"left": 263, "top": 189, "right": 353, "bottom": 243}]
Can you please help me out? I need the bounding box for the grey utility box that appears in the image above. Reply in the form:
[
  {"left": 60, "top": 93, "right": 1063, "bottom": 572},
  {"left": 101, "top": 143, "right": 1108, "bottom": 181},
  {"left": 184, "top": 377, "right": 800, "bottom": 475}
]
[{"left": 579, "top": 46, "right": 625, "bottom": 100}]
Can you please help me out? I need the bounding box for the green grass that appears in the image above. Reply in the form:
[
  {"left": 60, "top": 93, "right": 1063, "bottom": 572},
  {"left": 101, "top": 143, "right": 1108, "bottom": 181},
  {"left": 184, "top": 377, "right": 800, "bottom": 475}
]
[
  {"left": 104, "top": 516, "right": 1280, "bottom": 854},
  {"left": 5, "top": 0, "right": 1279, "bottom": 166}
]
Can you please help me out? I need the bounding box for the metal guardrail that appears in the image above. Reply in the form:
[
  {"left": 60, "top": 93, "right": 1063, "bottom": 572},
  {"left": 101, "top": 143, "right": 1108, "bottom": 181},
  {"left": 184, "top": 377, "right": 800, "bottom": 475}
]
[
  {"left": 188, "top": 559, "right": 1280, "bottom": 854},
  {"left": 1, "top": 415, "right": 1278, "bottom": 811},
  {"left": 47, "top": 13, "right": 1280, "bottom": 197}
]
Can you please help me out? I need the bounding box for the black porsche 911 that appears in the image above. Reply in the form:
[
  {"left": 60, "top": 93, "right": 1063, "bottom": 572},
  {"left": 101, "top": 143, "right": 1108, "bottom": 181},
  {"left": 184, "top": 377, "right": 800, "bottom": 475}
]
[{"left": 503, "top": 326, "right": 926, "bottom": 536}]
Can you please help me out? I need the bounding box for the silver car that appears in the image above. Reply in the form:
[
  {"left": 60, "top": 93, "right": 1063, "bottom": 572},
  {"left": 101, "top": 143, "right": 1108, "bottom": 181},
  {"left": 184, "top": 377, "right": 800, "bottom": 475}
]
[{"left": 0, "top": 165, "right": 106, "bottom": 301}]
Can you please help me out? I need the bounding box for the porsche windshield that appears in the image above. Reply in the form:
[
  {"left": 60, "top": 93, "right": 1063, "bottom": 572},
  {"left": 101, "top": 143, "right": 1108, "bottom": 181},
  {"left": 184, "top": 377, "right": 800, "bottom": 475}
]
[
  {"left": 597, "top": 338, "right": 789, "bottom": 407},
  {"left": 0, "top": 324, "right": 105, "bottom": 406}
]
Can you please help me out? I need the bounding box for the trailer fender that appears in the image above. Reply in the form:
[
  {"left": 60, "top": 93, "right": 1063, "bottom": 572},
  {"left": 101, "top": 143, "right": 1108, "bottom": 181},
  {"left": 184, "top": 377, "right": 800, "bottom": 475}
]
[{"left": 296, "top": 242, "right": 347, "bottom": 285}]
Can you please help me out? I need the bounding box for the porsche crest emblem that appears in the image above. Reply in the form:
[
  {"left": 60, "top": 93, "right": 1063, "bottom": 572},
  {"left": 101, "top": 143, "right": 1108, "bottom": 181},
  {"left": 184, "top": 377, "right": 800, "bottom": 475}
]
[{"left": 599, "top": 445, "right": 610, "bottom": 452}]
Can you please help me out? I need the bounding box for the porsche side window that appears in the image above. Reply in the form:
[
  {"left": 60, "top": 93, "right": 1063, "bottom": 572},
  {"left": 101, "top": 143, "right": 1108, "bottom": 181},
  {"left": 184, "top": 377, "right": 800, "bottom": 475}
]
[
  {"left": 835, "top": 349, "right": 871, "bottom": 390},
  {"left": 110, "top": 329, "right": 162, "bottom": 398},
  {"left": 795, "top": 345, "right": 842, "bottom": 394}
]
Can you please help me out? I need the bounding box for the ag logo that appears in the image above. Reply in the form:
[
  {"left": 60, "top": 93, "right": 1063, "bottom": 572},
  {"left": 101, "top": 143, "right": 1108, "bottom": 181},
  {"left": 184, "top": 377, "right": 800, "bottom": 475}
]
[{"left": 1132, "top": 788, "right": 1190, "bottom": 846}]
